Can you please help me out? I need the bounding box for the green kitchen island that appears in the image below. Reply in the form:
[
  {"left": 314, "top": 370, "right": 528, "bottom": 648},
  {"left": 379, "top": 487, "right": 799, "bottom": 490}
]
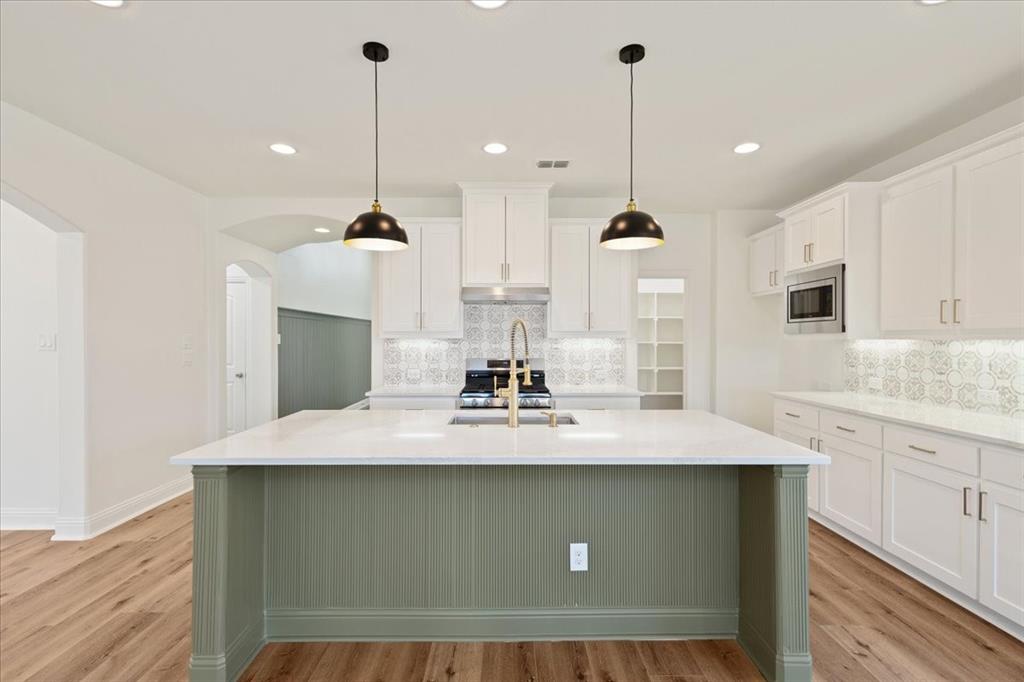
[{"left": 170, "top": 409, "right": 828, "bottom": 682}]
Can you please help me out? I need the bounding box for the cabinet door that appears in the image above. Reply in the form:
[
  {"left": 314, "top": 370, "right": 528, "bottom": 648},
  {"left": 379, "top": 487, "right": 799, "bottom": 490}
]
[
  {"left": 880, "top": 167, "right": 955, "bottom": 331},
  {"left": 379, "top": 225, "right": 422, "bottom": 335},
  {"left": 809, "top": 195, "right": 845, "bottom": 265},
  {"left": 820, "top": 436, "right": 883, "bottom": 544},
  {"left": 589, "top": 225, "right": 631, "bottom": 333},
  {"left": 748, "top": 231, "right": 776, "bottom": 295},
  {"left": 784, "top": 211, "right": 812, "bottom": 272},
  {"left": 463, "top": 193, "right": 506, "bottom": 286},
  {"left": 548, "top": 224, "right": 590, "bottom": 334},
  {"left": 979, "top": 481, "right": 1024, "bottom": 624},
  {"left": 504, "top": 192, "right": 548, "bottom": 286},
  {"left": 773, "top": 229, "right": 785, "bottom": 291},
  {"left": 420, "top": 223, "right": 462, "bottom": 337},
  {"left": 883, "top": 452, "right": 978, "bottom": 597},
  {"left": 774, "top": 419, "right": 820, "bottom": 512},
  {"left": 954, "top": 137, "right": 1024, "bottom": 332}
]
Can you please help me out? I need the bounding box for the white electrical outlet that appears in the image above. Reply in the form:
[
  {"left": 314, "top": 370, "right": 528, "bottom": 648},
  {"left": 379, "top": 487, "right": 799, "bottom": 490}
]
[
  {"left": 868, "top": 377, "right": 883, "bottom": 391},
  {"left": 978, "top": 389, "right": 1000, "bottom": 406},
  {"left": 569, "top": 542, "right": 588, "bottom": 572}
]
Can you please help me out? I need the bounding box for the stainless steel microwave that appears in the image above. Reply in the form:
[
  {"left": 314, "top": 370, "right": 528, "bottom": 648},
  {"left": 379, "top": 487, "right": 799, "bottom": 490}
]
[{"left": 785, "top": 264, "right": 845, "bottom": 334}]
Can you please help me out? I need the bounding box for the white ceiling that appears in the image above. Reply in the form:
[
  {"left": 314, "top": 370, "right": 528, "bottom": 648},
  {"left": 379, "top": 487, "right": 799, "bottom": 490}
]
[{"left": 1, "top": 0, "right": 1021, "bottom": 210}]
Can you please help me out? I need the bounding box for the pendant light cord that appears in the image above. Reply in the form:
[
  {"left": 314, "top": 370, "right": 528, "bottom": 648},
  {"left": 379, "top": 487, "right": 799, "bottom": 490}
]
[
  {"left": 629, "top": 62, "right": 634, "bottom": 203},
  {"left": 374, "top": 60, "right": 379, "bottom": 204}
]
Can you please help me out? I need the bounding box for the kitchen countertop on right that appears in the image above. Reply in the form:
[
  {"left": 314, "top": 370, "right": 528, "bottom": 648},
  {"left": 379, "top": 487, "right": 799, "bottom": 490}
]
[{"left": 773, "top": 391, "right": 1023, "bottom": 449}]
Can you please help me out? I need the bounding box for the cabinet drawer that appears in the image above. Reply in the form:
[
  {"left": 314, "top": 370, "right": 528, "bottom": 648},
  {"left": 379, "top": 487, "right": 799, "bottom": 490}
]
[
  {"left": 775, "top": 400, "right": 819, "bottom": 430},
  {"left": 884, "top": 426, "right": 979, "bottom": 476},
  {"left": 981, "top": 446, "right": 1024, "bottom": 491},
  {"left": 820, "top": 409, "right": 882, "bottom": 449}
]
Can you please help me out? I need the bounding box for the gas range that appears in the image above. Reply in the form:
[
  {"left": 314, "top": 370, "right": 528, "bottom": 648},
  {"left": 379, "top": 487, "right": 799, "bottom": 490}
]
[{"left": 458, "top": 358, "right": 551, "bottom": 409}]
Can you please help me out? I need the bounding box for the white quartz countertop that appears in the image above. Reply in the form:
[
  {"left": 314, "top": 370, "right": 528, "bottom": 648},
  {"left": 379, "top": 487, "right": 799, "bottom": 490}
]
[
  {"left": 170, "top": 409, "right": 829, "bottom": 466},
  {"left": 773, "top": 392, "right": 1023, "bottom": 449}
]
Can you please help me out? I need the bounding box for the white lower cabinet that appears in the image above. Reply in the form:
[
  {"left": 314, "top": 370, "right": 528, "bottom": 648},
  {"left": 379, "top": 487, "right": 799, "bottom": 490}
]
[
  {"left": 883, "top": 452, "right": 978, "bottom": 598},
  {"left": 774, "top": 397, "right": 1024, "bottom": 634},
  {"left": 820, "top": 436, "right": 882, "bottom": 545},
  {"left": 979, "top": 480, "right": 1024, "bottom": 624}
]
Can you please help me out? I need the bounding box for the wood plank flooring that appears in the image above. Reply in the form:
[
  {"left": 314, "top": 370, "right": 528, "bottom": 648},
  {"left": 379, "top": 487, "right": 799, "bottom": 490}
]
[{"left": 1, "top": 492, "right": 1022, "bottom": 681}]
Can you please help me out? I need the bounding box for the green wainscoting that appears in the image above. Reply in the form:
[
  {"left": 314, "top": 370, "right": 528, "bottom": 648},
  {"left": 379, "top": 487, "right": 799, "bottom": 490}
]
[
  {"left": 277, "top": 308, "right": 370, "bottom": 416},
  {"left": 189, "top": 464, "right": 811, "bottom": 682}
]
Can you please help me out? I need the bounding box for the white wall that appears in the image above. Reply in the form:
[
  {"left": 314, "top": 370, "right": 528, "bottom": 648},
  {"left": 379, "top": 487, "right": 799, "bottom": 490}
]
[
  {"left": 1, "top": 102, "right": 206, "bottom": 536},
  {"left": 277, "top": 241, "right": 373, "bottom": 320},
  {"left": 0, "top": 200, "right": 59, "bottom": 527}
]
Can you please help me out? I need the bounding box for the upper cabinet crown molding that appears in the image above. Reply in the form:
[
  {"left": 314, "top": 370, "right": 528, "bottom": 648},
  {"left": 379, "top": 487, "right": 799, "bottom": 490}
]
[
  {"left": 461, "top": 184, "right": 550, "bottom": 288},
  {"left": 776, "top": 181, "right": 879, "bottom": 220},
  {"left": 880, "top": 123, "right": 1024, "bottom": 189}
]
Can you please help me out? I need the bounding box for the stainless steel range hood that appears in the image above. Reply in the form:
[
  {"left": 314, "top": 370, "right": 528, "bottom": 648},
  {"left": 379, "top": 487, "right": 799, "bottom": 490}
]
[{"left": 461, "top": 287, "right": 550, "bottom": 304}]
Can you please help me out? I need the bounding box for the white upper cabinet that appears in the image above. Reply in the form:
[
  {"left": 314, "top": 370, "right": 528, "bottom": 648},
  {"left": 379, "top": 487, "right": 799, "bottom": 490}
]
[
  {"left": 460, "top": 184, "right": 550, "bottom": 288},
  {"left": 881, "top": 167, "right": 955, "bottom": 332},
  {"left": 549, "top": 224, "right": 590, "bottom": 333},
  {"left": 954, "top": 137, "right": 1024, "bottom": 332},
  {"left": 549, "top": 222, "right": 632, "bottom": 336},
  {"left": 748, "top": 224, "right": 783, "bottom": 295},
  {"left": 462, "top": 192, "right": 506, "bottom": 286},
  {"left": 880, "top": 132, "right": 1023, "bottom": 335},
  {"left": 419, "top": 224, "right": 463, "bottom": 335},
  {"left": 379, "top": 222, "right": 462, "bottom": 338},
  {"left": 782, "top": 195, "right": 845, "bottom": 273}
]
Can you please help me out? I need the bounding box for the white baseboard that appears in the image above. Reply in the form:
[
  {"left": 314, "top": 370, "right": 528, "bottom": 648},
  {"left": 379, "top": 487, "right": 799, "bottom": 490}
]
[
  {"left": 809, "top": 512, "right": 1024, "bottom": 642},
  {"left": 51, "top": 475, "right": 192, "bottom": 541},
  {"left": 0, "top": 507, "right": 57, "bottom": 530}
]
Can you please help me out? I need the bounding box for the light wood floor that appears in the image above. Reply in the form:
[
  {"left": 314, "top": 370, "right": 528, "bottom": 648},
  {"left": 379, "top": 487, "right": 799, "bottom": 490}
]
[{"left": 1, "top": 493, "right": 1022, "bottom": 681}]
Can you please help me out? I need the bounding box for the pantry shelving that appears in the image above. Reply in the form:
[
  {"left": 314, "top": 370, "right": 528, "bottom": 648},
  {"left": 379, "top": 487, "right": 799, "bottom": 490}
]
[{"left": 636, "top": 278, "right": 686, "bottom": 410}]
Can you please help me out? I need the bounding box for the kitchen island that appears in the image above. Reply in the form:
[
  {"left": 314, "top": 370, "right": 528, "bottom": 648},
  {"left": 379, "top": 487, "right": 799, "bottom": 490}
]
[{"left": 171, "top": 409, "right": 828, "bottom": 682}]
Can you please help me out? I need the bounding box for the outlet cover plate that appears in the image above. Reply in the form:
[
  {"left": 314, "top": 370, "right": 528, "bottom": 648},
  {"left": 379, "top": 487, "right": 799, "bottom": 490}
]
[{"left": 569, "top": 542, "right": 588, "bottom": 572}]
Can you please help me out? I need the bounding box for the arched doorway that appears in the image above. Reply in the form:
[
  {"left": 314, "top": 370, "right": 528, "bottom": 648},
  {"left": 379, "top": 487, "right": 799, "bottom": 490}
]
[{"left": 224, "top": 260, "right": 274, "bottom": 434}]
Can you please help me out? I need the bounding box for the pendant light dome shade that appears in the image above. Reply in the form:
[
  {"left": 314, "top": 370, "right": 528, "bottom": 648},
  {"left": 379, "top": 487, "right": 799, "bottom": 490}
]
[
  {"left": 600, "top": 43, "right": 665, "bottom": 251},
  {"left": 344, "top": 42, "right": 409, "bottom": 251},
  {"left": 600, "top": 203, "right": 665, "bottom": 250}
]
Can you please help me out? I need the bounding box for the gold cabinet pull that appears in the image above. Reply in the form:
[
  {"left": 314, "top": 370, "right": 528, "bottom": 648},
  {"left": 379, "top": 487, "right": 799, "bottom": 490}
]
[
  {"left": 803, "top": 243, "right": 809, "bottom": 263},
  {"left": 963, "top": 487, "right": 972, "bottom": 517},
  {"left": 785, "top": 411, "right": 800, "bottom": 418},
  {"left": 808, "top": 242, "right": 814, "bottom": 262},
  {"left": 979, "top": 490, "right": 988, "bottom": 522},
  {"left": 836, "top": 425, "right": 856, "bottom": 433},
  {"left": 939, "top": 299, "right": 948, "bottom": 324},
  {"left": 953, "top": 298, "right": 961, "bottom": 324},
  {"left": 908, "top": 444, "right": 937, "bottom": 455}
]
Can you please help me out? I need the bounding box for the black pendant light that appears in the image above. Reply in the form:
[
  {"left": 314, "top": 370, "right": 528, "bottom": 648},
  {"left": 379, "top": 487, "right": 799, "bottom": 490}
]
[
  {"left": 344, "top": 42, "right": 409, "bottom": 251},
  {"left": 600, "top": 44, "right": 665, "bottom": 251}
]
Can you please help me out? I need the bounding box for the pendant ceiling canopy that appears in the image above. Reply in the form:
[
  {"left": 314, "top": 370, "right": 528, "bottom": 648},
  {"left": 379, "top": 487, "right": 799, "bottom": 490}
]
[
  {"left": 344, "top": 41, "right": 409, "bottom": 252},
  {"left": 599, "top": 44, "right": 665, "bottom": 251}
]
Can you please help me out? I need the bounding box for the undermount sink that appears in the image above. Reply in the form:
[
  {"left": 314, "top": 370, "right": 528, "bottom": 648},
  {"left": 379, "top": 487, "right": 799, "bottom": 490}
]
[{"left": 448, "top": 413, "right": 579, "bottom": 426}]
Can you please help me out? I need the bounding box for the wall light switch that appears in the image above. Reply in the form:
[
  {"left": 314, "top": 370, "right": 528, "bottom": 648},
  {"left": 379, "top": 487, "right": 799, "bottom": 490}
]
[{"left": 569, "top": 542, "right": 588, "bottom": 572}]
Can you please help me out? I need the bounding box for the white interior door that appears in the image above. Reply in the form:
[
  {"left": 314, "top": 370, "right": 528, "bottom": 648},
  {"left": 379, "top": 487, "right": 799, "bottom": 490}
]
[
  {"left": 225, "top": 279, "right": 248, "bottom": 434},
  {"left": 880, "top": 167, "right": 955, "bottom": 331},
  {"left": 954, "top": 137, "right": 1024, "bottom": 332},
  {"left": 979, "top": 481, "right": 1024, "bottom": 624},
  {"left": 549, "top": 224, "right": 590, "bottom": 333},
  {"left": 589, "top": 225, "right": 631, "bottom": 333}
]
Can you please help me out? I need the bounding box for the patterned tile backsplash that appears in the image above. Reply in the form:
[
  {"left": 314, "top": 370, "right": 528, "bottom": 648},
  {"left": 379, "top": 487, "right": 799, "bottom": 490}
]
[
  {"left": 382, "top": 304, "right": 626, "bottom": 387},
  {"left": 844, "top": 339, "right": 1024, "bottom": 417}
]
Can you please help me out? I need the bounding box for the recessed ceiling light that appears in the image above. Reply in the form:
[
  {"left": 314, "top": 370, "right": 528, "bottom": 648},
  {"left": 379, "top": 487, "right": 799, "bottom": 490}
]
[
  {"left": 313, "top": 227, "right": 331, "bottom": 234},
  {"left": 269, "top": 143, "right": 297, "bottom": 155},
  {"left": 918, "top": 1, "right": 947, "bottom": 5},
  {"left": 733, "top": 142, "right": 761, "bottom": 154},
  {"left": 483, "top": 142, "right": 508, "bottom": 154},
  {"left": 90, "top": 0, "right": 125, "bottom": 7},
  {"left": 471, "top": 0, "right": 508, "bottom": 8}
]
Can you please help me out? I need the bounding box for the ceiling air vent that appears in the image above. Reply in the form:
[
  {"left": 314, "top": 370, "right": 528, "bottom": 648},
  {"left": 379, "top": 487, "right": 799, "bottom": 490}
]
[{"left": 536, "top": 160, "right": 571, "bottom": 169}]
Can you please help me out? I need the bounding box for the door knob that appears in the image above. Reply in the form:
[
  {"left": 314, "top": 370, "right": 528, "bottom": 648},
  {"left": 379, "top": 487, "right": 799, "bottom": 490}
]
[{"left": 235, "top": 372, "right": 245, "bottom": 379}]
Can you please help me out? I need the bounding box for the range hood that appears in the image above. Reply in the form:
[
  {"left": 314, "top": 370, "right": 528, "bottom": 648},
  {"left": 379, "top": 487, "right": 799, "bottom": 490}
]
[{"left": 461, "top": 287, "right": 550, "bottom": 304}]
